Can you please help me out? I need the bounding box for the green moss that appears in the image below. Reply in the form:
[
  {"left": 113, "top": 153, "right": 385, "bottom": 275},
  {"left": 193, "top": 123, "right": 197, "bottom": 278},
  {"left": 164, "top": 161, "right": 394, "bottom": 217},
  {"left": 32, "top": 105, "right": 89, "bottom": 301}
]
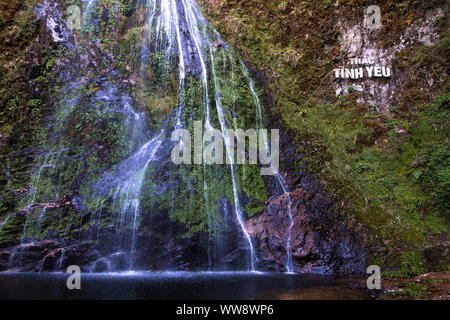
[
  {"left": 0, "top": 214, "right": 25, "bottom": 248},
  {"left": 403, "top": 282, "right": 428, "bottom": 298},
  {"left": 116, "top": 0, "right": 134, "bottom": 16}
]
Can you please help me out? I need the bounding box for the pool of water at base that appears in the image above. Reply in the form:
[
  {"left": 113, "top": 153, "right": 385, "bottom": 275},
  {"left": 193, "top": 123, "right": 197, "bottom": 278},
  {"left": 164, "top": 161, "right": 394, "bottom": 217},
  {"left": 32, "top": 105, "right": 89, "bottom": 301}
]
[{"left": 0, "top": 272, "right": 371, "bottom": 300}]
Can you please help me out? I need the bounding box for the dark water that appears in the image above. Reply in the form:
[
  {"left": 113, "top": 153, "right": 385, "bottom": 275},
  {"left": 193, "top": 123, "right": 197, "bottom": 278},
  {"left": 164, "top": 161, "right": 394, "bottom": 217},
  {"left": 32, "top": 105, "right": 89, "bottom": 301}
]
[{"left": 0, "top": 272, "right": 369, "bottom": 300}]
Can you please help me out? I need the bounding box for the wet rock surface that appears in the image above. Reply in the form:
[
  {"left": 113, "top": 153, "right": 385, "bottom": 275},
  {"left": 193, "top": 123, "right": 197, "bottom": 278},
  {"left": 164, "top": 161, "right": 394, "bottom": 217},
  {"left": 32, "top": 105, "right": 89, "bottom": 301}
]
[
  {"left": 0, "top": 240, "right": 100, "bottom": 272},
  {"left": 247, "top": 188, "right": 365, "bottom": 274},
  {"left": 424, "top": 244, "right": 450, "bottom": 271}
]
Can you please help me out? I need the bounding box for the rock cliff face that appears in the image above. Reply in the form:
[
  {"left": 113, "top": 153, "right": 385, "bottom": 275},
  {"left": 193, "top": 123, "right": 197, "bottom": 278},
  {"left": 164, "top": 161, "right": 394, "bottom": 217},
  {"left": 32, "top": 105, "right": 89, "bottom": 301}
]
[
  {"left": 247, "top": 189, "right": 365, "bottom": 274},
  {"left": 334, "top": 7, "right": 446, "bottom": 114}
]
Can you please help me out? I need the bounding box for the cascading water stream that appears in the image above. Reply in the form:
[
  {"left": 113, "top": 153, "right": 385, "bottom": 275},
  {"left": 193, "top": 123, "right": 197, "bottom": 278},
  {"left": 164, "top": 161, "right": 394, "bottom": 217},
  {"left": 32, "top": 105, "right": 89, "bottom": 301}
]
[
  {"left": 180, "top": 0, "right": 211, "bottom": 127},
  {"left": 104, "top": 0, "right": 259, "bottom": 271},
  {"left": 246, "top": 74, "right": 295, "bottom": 273},
  {"left": 180, "top": 0, "right": 216, "bottom": 269},
  {"left": 7, "top": 150, "right": 62, "bottom": 268},
  {"left": 92, "top": 130, "right": 164, "bottom": 269},
  {"left": 156, "top": 0, "right": 254, "bottom": 270},
  {"left": 9, "top": 0, "right": 151, "bottom": 271},
  {"left": 94, "top": 0, "right": 278, "bottom": 272},
  {"left": 165, "top": 0, "right": 186, "bottom": 128},
  {"left": 208, "top": 46, "right": 256, "bottom": 271}
]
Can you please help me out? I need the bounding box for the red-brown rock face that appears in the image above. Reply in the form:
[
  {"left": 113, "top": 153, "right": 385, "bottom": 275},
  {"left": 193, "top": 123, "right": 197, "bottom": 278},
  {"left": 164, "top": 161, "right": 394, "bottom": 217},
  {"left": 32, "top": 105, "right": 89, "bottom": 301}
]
[{"left": 246, "top": 189, "right": 365, "bottom": 274}]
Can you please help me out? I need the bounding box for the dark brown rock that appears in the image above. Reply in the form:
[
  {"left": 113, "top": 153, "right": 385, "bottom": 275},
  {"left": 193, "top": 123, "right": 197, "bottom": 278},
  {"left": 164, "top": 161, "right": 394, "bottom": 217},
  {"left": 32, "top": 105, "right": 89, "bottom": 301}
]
[
  {"left": 0, "top": 240, "right": 59, "bottom": 272},
  {"left": 424, "top": 244, "right": 449, "bottom": 271},
  {"left": 0, "top": 250, "right": 11, "bottom": 270},
  {"left": 40, "top": 248, "right": 64, "bottom": 271},
  {"left": 246, "top": 188, "right": 365, "bottom": 274}
]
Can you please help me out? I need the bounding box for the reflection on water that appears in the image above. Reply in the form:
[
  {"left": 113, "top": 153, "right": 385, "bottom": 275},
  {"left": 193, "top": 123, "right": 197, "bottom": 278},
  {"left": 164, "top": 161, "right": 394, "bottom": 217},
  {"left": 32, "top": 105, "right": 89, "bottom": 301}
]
[{"left": 0, "top": 272, "right": 370, "bottom": 300}]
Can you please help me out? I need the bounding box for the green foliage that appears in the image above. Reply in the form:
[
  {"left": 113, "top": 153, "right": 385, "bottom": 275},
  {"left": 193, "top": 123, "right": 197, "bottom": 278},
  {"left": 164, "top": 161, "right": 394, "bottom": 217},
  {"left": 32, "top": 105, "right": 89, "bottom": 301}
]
[
  {"left": 0, "top": 215, "right": 25, "bottom": 248},
  {"left": 403, "top": 282, "right": 428, "bottom": 298},
  {"left": 116, "top": 0, "right": 134, "bottom": 16},
  {"left": 384, "top": 251, "right": 427, "bottom": 279},
  {"left": 418, "top": 94, "right": 450, "bottom": 216}
]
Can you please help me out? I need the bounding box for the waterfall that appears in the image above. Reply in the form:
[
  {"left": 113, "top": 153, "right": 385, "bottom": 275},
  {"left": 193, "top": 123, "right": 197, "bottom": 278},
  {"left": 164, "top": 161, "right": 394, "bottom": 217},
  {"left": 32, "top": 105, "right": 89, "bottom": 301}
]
[
  {"left": 1, "top": 0, "right": 296, "bottom": 273},
  {"left": 106, "top": 132, "right": 163, "bottom": 270}
]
